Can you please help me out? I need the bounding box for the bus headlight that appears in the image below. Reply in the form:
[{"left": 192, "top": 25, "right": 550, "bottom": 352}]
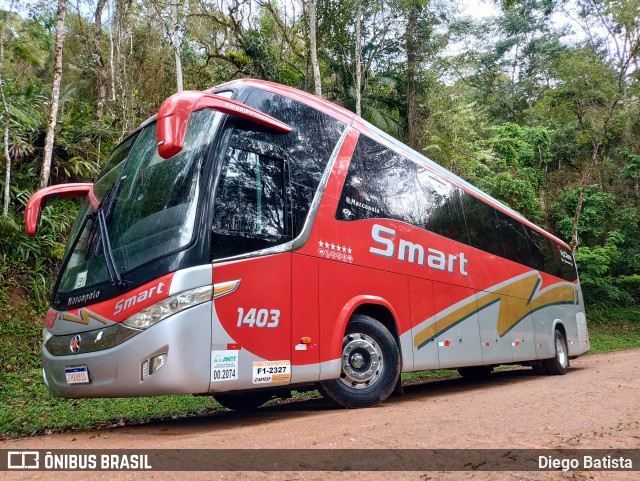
[{"left": 123, "top": 285, "right": 212, "bottom": 329}]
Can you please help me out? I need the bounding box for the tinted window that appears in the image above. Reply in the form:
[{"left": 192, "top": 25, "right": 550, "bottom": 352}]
[
  {"left": 458, "top": 191, "right": 505, "bottom": 258},
  {"left": 58, "top": 110, "right": 219, "bottom": 294},
  {"left": 526, "top": 227, "right": 562, "bottom": 278},
  {"left": 336, "top": 135, "right": 425, "bottom": 224},
  {"left": 340, "top": 136, "right": 401, "bottom": 221},
  {"left": 211, "top": 137, "right": 289, "bottom": 259},
  {"left": 420, "top": 175, "right": 470, "bottom": 245},
  {"left": 496, "top": 210, "right": 532, "bottom": 266},
  {"left": 336, "top": 135, "right": 575, "bottom": 281},
  {"left": 558, "top": 244, "right": 578, "bottom": 282},
  {"left": 243, "top": 90, "right": 346, "bottom": 236}
]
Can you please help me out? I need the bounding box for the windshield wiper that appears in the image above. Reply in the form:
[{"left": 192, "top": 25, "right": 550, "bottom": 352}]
[
  {"left": 93, "top": 183, "right": 129, "bottom": 289},
  {"left": 52, "top": 183, "right": 128, "bottom": 302},
  {"left": 96, "top": 208, "right": 127, "bottom": 288}
]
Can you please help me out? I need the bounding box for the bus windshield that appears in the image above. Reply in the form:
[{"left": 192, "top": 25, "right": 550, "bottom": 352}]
[{"left": 56, "top": 109, "right": 221, "bottom": 296}]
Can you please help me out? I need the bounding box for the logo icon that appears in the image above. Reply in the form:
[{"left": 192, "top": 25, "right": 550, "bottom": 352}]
[
  {"left": 7, "top": 451, "right": 39, "bottom": 469},
  {"left": 70, "top": 334, "right": 81, "bottom": 353}
]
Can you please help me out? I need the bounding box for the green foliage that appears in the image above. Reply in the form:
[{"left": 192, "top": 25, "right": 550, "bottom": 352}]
[
  {"left": 575, "top": 231, "right": 636, "bottom": 306},
  {"left": 619, "top": 147, "right": 640, "bottom": 183},
  {"left": 585, "top": 306, "right": 640, "bottom": 354},
  {"left": 553, "top": 185, "right": 614, "bottom": 246},
  {"left": 0, "top": 193, "right": 79, "bottom": 309},
  {"left": 478, "top": 172, "right": 542, "bottom": 221}
]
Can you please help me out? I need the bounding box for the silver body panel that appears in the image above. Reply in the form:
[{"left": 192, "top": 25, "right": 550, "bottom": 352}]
[{"left": 42, "top": 302, "right": 213, "bottom": 398}]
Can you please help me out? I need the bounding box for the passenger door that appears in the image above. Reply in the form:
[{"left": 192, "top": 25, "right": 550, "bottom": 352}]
[{"left": 209, "top": 136, "right": 293, "bottom": 392}]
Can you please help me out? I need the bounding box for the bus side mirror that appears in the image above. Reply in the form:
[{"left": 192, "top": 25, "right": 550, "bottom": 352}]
[
  {"left": 25, "top": 183, "right": 94, "bottom": 236},
  {"left": 156, "top": 90, "right": 293, "bottom": 159}
]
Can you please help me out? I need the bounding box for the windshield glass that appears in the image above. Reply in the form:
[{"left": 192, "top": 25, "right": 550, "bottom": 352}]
[{"left": 57, "top": 109, "right": 221, "bottom": 296}]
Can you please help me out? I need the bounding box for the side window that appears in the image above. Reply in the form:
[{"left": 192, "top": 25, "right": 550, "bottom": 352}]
[
  {"left": 418, "top": 173, "right": 469, "bottom": 245},
  {"left": 495, "top": 210, "right": 532, "bottom": 266},
  {"left": 242, "top": 90, "right": 346, "bottom": 237},
  {"left": 527, "top": 227, "right": 563, "bottom": 279},
  {"left": 211, "top": 141, "right": 290, "bottom": 259},
  {"left": 335, "top": 134, "right": 574, "bottom": 280},
  {"left": 558, "top": 244, "right": 578, "bottom": 282},
  {"left": 459, "top": 191, "right": 505, "bottom": 258},
  {"left": 336, "top": 136, "right": 387, "bottom": 221},
  {"left": 337, "top": 135, "right": 427, "bottom": 224},
  {"left": 337, "top": 134, "right": 470, "bottom": 247}
]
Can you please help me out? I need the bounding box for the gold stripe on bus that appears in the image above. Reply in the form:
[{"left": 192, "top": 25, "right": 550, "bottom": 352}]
[
  {"left": 414, "top": 273, "right": 576, "bottom": 349},
  {"left": 62, "top": 309, "right": 110, "bottom": 325}
]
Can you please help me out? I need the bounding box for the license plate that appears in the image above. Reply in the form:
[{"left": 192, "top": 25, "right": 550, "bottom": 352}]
[{"left": 65, "top": 366, "right": 90, "bottom": 384}]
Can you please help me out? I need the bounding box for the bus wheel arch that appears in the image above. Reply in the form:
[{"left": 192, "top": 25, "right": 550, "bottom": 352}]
[
  {"left": 319, "top": 313, "right": 401, "bottom": 408},
  {"left": 331, "top": 297, "right": 402, "bottom": 363},
  {"left": 351, "top": 303, "right": 401, "bottom": 349}
]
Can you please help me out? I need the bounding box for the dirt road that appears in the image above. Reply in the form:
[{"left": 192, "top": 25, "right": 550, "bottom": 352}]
[{"left": 2, "top": 349, "right": 639, "bottom": 480}]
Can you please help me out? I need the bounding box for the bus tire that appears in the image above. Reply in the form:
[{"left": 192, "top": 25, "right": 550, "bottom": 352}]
[
  {"left": 319, "top": 314, "right": 400, "bottom": 408},
  {"left": 214, "top": 390, "right": 274, "bottom": 411},
  {"left": 458, "top": 366, "right": 493, "bottom": 380},
  {"left": 543, "top": 328, "right": 569, "bottom": 375}
]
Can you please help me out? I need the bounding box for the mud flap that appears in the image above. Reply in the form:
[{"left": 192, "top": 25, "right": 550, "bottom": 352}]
[{"left": 393, "top": 375, "right": 404, "bottom": 397}]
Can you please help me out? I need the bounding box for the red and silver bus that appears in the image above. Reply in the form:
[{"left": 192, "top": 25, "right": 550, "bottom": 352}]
[{"left": 26, "top": 79, "right": 589, "bottom": 409}]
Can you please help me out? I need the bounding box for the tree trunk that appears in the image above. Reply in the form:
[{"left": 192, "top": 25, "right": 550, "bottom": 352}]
[
  {"left": 1, "top": 85, "right": 10, "bottom": 218},
  {"left": 40, "top": 0, "right": 67, "bottom": 189},
  {"left": 108, "top": 0, "right": 116, "bottom": 102},
  {"left": 405, "top": 3, "right": 418, "bottom": 148},
  {"left": 92, "top": 0, "right": 107, "bottom": 121},
  {"left": 1, "top": 0, "right": 15, "bottom": 217},
  {"left": 571, "top": 151, "right": 598, "bottom": 251},
  {"left": 308, "top": 0, "right": 322, "bottom": 97},
  {"left": 571, "top": 185, "right": 585, "bottom": 252},
  {"left": 171, "top": 1, "right": 183, "bottom": 92},
  {"left": 92, "top": 0, "right": 107, "bottom": 164},
  {"left": 355, "top": 0, "right": 362, "bottom": 116}
]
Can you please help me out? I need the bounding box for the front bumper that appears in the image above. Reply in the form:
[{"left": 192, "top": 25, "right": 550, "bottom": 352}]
[{"left": 42, "top": 302, "right": 212, "bottom": 398}]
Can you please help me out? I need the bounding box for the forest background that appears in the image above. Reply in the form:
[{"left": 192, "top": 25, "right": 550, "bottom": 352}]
[{"left": 0, "top": 0, "right": 639, "bottom": 436}]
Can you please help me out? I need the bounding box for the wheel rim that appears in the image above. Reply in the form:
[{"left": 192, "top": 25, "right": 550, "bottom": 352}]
[
  {"left": 556, "top": 333, "right": 567, "bottom": 368},
  {"left": 339, "top": 333, "right": 383, "bottom": 389}
]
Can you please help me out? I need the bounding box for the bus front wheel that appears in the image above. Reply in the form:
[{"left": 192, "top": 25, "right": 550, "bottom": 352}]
[
  {"left": 543, "top": 328, "right": 569, "bottom": 375},
  {"left": 319, "top": 314, "right": 400, "bottom": 408}
]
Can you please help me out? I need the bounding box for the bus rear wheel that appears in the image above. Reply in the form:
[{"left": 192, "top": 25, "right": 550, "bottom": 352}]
[
  {"left": 319, "top": 314, "right": 400, "bottom": 408},
  {"left": 214, "top": 390, "right": 274, "bottom": 411},
  {"left": 543, "top": 328, "right": 569, "bottom": 375}
]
